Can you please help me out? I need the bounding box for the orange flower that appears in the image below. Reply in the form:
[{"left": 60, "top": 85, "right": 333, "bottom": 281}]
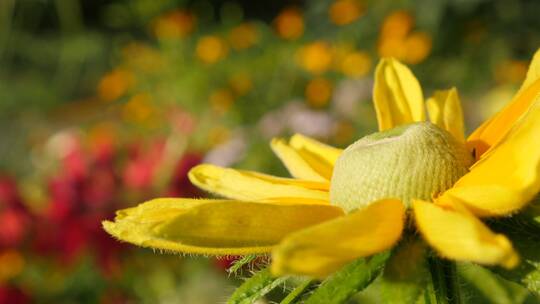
[
  {"left": 97, "top": 68, "right": 134, "bottom": 102},
  {"left": 329, "top": 0, "right": 365, "bottom": 26},
  {"left": 228, "top": 23, "right": 259, "bottom": 50},
  {"left": 305, "top": 78, "right": 333, "bottom": 108},
  {"left": 495, "top": 60, "right": 528, "bottom": 84},
  {"left": 377, "top": 10, "right": 432, "bottom": 64},
  {"left": 0, "top": 250, "right": 24, "bottom": 282},
  {"left": 153, "top": 10, "right": 196, "bottom": 39},
  {"left": 274, "top": 7, "right": 304, "bottom": 40}
]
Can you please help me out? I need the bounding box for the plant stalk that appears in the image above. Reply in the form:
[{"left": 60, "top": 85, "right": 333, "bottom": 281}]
[{"left": 427, "top": 257, "right": 462, "bottom": 304}]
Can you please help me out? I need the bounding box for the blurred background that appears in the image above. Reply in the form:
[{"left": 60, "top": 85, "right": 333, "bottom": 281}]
[{"left": 1, "top": 0, "right": 539, "bottom": 303}]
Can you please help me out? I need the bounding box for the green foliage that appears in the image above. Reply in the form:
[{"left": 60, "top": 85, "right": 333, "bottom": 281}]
[
  {"left": 227, "top": 268, "right": 288, "bottom": 304},
  {"left": 304, "top": 251, "right": 391, "bottom": 304},
  {"left": 280, "top": 278, "right": 315, "bottom": 304},
  {"left": 487, "top": 214, "right": 540, "bottom": 298},
  {"left": 458, "top": 263, "right": 536, "bottom": 304},
  {"left": 380, "top": 239, "right": 429, "bottom": 303}
]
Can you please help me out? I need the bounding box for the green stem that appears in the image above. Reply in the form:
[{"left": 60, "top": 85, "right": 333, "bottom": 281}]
[{"left": 427, "top": 257, "right": 462, "bottom": 304}]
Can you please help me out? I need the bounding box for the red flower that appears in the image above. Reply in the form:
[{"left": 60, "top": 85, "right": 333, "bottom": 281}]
[
  {"left": 167, "top": 153, "right": 203, "bottom": 197},
  {"left": 0, "top": 285, "right": 30, "bottom": 304},
  {"left": 0, "top": 177, "right": 32, "bottom": 250}
]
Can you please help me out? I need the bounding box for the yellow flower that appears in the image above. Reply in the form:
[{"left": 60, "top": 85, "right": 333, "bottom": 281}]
[
  {"left": 340, "top": 51, "right": 372, "bottom": 78},
  {"left": 104, "top": 50, "right": 540, "bottom": 278},
  {"left": 122, "top": 93, "right": 155, "bottom": 124},
  {"left": 122, "top": 43, "right": 165, "bottom": 72},
  {"left": 296, "top": 41, "right": 333, "bottom": 74},
  {"left": 229, "top": 72, "right": 252, "bottom": 96},
  {"left": 209, "top": 88, "right": 235, "bottom": 114},
  {"left": 196, "top": 36, "right": 228, "bottom": 64}
]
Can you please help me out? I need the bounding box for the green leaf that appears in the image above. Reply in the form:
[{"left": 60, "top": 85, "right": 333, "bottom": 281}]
[
  {"left": 280, "top": 278, "right": 315, "bottom": 304},
  {"left": 354, "top": 239, "right": 429, "bottom": 304},
  {"left": 304, "top": 251, "right": 391, "bottom": 304},
  {"left": 379, "top": 239, "right": 429, "bottom": 303},
  {"left": 457, "top": 262, "right": 536, "bottom": 304},
  {"left": 488, "top": 215, "right": 540, "bottom": 297},
  {"left": 227, "top": 268, "right": 288, "bottom": 304}
]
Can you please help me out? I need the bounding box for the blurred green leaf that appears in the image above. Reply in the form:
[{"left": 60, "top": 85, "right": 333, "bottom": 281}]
[
  {"left": 227, "top": 268, "right": 288, "bottom": 304},
  {"left": 304, "top": 251, "right": 391, "bottom": 304},
  {"left": 280, "top": 278, "right": 315, "bottom": 304},
  {"left": 487, "top": 212, "right": 540, "bottom": 298},
  {"left": 379, "top": 239, "right": 429, "bottom": 303},
  {"left": 458, "top": 263, "right": 536, "bottom": 304}
]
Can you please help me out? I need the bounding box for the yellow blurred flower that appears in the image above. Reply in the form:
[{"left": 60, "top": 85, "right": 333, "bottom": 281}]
[
  {"left": 378, "top": 10, "right": 432, "bottom": 64},
  {"left": 495, "top": 60, "right": 528, "bottom": 84},
  {"left": 274, "top": 7, "right": 304, "bottom": 40},
  {"left": 153, "top": 9, "right": 196, "bottom": 39},
  {"left": 305, "top": 77, "right": 333, "bottom": 108},
  {"left": 210, "top": 88, "right": 235, "bottom": 114},
  {"left": 329, "top": 0, "right": 365, "bottom": 26},
  {"left": 0, "top": 250, "right": 25, "bottom": 282},
  {"left": 196, "top": 35, "right": 229, "bottom": 64},
  {"left": 340, "top": 51, "right": 372, "bottom": 78},
  {"left": 208, "top": 126, "right": 231, "bottom": 146},
  {"left": 122, "top": 93, "right": 155, "bottom": 124},
  {"left": 297, "top": 41, "right": 333, "bottom": 74},
  {"left": 380, "top": 10, "right": 413, "bottom": 40},
  {"left": 229, "top": 72, "right": 253, "bottom": 96},
  {"left": 122, "top": 43, "right": 165, "bottom": 72},
  {"left": 402, "top": 32, "right": 432, "bottom": 64},
  {"left": 97, "top": 68, "right": 134, "bottom": 102},
  {"left": 228, "top": 23, "right": 259, "bottom": 50}
]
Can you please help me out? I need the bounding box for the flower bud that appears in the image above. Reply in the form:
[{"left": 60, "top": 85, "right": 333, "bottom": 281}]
[{"left": 330, "top": 122, "right": 473, "bottom": 212}]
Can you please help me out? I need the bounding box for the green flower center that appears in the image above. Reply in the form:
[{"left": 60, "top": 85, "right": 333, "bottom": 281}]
[{"left": 329, "top": 122, "right": 473, "bottom": 212}]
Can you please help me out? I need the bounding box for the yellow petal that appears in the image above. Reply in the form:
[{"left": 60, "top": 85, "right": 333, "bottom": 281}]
[
  {"left": 373, "top": 58, "right": 425, "bottom": 131},
  {"left": 426, "top": 87, "right": 465, "bottom": 142},
  {"left": 271, "top": 199, "right": 405, "bottom": 278},
  {"left": 413, "top": 200, "right": 519, "bottom": 268},
  {"left": 188, "top": 164, "right": 330, "bottom": 202},
  {"left": 103, "top": 198, "right": 344, "bottom": 255},
  {"left": 517, "top": 48, "right": 540, "bottom": 99},
  {"left": 441, "top": 98, "right": 540, "bottom": 217},
  {"left": 468, "top": 49, "right": 540, "bottom": 159},
  {"left": 289, "top": 133, "right": 343, "bottom": 166},
  {"left": 271, "top": 138, "right": 331, "bottom": 181}
]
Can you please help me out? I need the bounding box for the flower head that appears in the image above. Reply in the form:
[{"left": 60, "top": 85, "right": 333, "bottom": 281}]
[{"left": 104, "top": 49, "right": 540, "bottom": 278}]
